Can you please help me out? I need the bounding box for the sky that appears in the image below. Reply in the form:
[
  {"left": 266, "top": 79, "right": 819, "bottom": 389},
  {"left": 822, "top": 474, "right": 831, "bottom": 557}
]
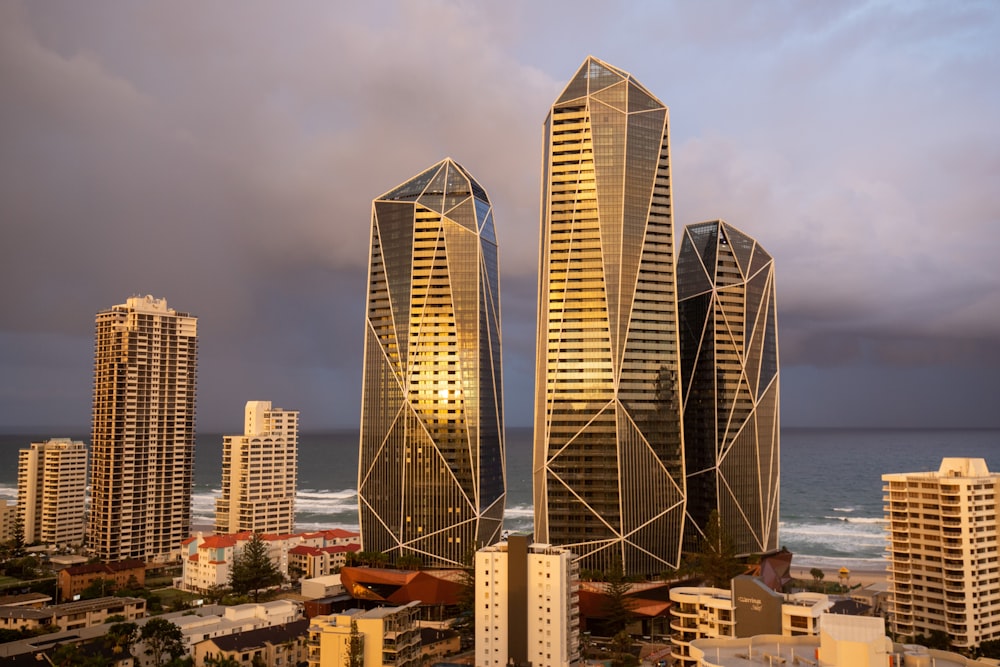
[{"left": 1, "top": 0, "right": 999, "bottom": 432}]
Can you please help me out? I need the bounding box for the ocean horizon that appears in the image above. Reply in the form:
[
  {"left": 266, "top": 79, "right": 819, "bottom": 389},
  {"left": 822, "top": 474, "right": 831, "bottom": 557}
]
[{"left": 3, "top": 427, "right": 998, "bottom": 572}]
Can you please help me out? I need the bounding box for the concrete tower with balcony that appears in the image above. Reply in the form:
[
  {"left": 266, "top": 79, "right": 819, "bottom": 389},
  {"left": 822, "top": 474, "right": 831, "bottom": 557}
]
[{"left": 883, "top": 458, "right": 1000, "bottom": 650}]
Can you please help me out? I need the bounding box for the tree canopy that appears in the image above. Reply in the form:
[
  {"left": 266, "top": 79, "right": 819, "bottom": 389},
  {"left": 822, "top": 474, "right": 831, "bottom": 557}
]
[
  {"left": 345, "top": 618, "right": 364, "bottom": 667},
  {"left": 602, "top": 559, "right": 637, "bottom": 637},
  {"left": 140, "top": 617, "right": 186, "bottom": 667},
  {"left": 683, "top": 510, "right": 746, "bottom": 588},
  {"left": 229, "top": 532, "right": 283, "bottom": 602}
]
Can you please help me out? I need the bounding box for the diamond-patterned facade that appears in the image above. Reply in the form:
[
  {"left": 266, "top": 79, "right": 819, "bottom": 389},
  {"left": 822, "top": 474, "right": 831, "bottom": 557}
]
[
  {"left": 359, "top": 158, "right": 505, "bottom": 568},
  {"left": 678, "top": 220, "right": 780, "bottom": 556},
  {"left": 534, "top": 57, "right": 685, "bottom": 577}
]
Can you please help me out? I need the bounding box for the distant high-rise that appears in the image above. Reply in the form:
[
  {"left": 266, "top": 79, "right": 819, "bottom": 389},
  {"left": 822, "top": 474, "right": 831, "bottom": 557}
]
[
  {"left": 884, "top": 458, "right": 1000, "bottom": 650},
  {"left": 215, "top": 401, "right": 298, "bottom": 535},
  {"left": 678, "top": 220, "right": 779, "bottom": 555},
  {"left": 17, "top": 438, "right": 87, "bottom": 547},
  {"left": 89, "top": 295, "right": 197, "bottom": 562},
  {"left": 358, "top": 158, "right": 505, "bottom": 567},
  {"left": 533, "top": 56, "right": 686, "bottom": 576}
]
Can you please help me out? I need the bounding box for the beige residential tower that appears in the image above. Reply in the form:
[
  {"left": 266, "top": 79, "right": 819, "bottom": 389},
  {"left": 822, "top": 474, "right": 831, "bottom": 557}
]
[
  {"left": 17, "top": 438, "right": 87, "bottom": 547},
  {"left": 88, "top": 295, "right": 197, "bottom": 562},
  {"left": 215, "top": 401, "right": 299, "bottom": 535}
]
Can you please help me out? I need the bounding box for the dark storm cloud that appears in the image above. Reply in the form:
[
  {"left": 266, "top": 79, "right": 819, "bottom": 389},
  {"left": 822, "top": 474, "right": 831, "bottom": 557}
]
[{"left": 1, "top": 0, "right": 998, "bottom": 430}]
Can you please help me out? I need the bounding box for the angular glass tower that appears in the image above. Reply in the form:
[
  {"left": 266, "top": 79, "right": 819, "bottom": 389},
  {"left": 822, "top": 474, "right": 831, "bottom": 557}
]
[
  {"left": 358, "top": 158, "right": 505, "bottom": 568},
  {"left": 533, "top": 57, "right": 685, "bottom": 576},
  {"left": 678, "top": 220, "right": 779, "bottom": 556}
]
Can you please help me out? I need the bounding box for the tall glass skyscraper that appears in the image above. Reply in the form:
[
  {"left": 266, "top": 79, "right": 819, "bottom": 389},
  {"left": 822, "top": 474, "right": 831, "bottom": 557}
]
[
  {"left": 533, "top": 57, "right": 685, "bottom": 576},
  {"left": 677, "top": 220, "right": 779, "bottom": 556},
  {"left": 358, "top": 158, "right": 505, "bottom": 568}
]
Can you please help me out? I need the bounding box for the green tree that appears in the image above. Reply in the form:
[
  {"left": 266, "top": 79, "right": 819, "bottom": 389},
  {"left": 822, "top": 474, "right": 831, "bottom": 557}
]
[
  {"left": 686, "top": 510, "right": 745, "bottom": 588},
  {"left": 49, "top": 643, "right": 105, "bottom": 667},
  {"left": 915, "top": 630, "right": 951, "bottom": 651},
  {"left": 980, "top": 639, "right": 1000, "bottom": 659},
  {"left": 229, "top": 532, "right": 283, "bottom": 602},
  {"left": 603, "top": 559, "right": 636, "bottom": 636},
  {"left": 345, "top": 619, "right": 364, "bottom": 667},
  {"left": 206, "top": 584, "right": 229, "bottom": 605},
  {"left": 140, "top": 617, "right": 186, "bottom": 667},
  {"left": 9, "top": 515, "right": 26, "bottom": 557},
  {"left": 80, "top": 576, "right": 116, "bottom": 599},
  {"left": 396, "top": 553, "right": 423, "bottom": 570},
  {"left": 356, "top": 550, "right": 389, "bottom": 568},
  {"left": 205, "top": 657, "right": 242, "bottom": 667},
  {"left": 452, "top": 547, "right": 476, "bottom": 647},
  {"left": 3, "top": 554, "right": 40, "bottom": 579},
  {"left": 610, "top": 629, "right": 638, "bottom": 667},
  {"left": 105, "top": 621, "right": 139, "bottom": 659}
]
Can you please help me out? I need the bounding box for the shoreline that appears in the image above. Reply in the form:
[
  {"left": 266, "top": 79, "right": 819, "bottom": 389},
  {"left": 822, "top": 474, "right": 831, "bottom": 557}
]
[{"left": 789, "top": 565, "right": 887, "bottom": 588}]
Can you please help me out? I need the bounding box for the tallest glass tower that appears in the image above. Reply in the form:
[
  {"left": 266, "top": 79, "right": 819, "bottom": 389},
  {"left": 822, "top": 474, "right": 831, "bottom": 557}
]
[{"left": 533, "top": 57, "right": 685, "bottom": 576}]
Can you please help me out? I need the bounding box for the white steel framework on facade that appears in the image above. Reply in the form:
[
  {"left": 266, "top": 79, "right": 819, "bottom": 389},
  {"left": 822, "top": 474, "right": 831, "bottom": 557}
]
[
  {"left": 358, "top": 158, "right": 505, "bottom": 568},
  {"left": 533, "top": 57, "right": 686, "bottom": 576},
  {"left": 677, "top": 220, "right": 780, "bottom": 556}
]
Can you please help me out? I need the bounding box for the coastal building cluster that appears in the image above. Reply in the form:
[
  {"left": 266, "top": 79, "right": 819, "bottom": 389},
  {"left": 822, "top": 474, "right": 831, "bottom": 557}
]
[{"left": 1, "top": 55, "right": 998, "bottom": 667}]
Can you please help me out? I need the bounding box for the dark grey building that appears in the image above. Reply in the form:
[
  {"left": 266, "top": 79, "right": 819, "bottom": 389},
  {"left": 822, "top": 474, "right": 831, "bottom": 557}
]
[{"left": 678, "top": 220, "right": 780, "bottom": 556}]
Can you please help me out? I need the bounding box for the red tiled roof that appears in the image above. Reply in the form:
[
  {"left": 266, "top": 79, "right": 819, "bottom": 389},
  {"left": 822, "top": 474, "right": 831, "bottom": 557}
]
[
  {"left": 324, "top": 529, "right": 360, "bottom": 538},
  {"left": 289, "top": 546, "right": 322, "bottom": 557},
  {"left": 578, "top": 581, "right": 673, "bottom": 619},
  {"left": 200, "top": 535, "right": 238, "bottom": 549},
  {"left": 63, "top": 559, "right": 145, "bottom": 577},
  {"left": 107, "top": 559, "right": 146, "bottom": 572},
  {"left": 188, "top": 554, "right": 200, "bottom": 563}
]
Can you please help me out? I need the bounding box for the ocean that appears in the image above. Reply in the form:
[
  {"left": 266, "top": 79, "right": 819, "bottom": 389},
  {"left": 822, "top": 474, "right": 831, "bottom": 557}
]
[{"left": 2, "top": 428, "right": 998, "bottom": 571}]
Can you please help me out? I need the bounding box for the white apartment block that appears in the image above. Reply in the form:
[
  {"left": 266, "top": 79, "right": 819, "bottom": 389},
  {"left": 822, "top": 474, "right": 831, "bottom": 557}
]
[
  {"left": 476, "top": 536, "right": 581, "bottom": 667},
  {"left": 180, "top": 529, "right": 360, "bottom": 593},
  {"left": 216, "top": 401, "right": 299, "bottom": 535},
  {"left": 307, "top": 602, "right": 421, "bottom": 667},
  {"left": 0, "top": 499, "right": 20, "bottom": 543},
  {"left": 17, "top": 438, "right": 87, "bottom": 547},
  {"left": 883, "top": 457, "right": 1000, "bottom": 649},
  {"left": 89, "top": 295, "right": 197, "bottom": 562},
  {"left": 669, "top": 579, "right": 833, "bottom": 667},
  {"left": 689, "top": 614, "right": 899, "bottom": 667},
  {"left": 131, "top": 600, "right": 302, "bottom": 667}
]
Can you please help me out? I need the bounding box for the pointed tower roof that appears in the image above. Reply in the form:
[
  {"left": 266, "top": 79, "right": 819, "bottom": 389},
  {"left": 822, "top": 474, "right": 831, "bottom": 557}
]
[{"left": 555, "top": 56, "right": 663, "bottom": 107}]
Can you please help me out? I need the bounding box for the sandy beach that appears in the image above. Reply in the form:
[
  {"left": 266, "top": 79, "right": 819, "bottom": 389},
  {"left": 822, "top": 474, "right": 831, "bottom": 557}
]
[{"left": 790, "top": 565, "right": 888, "bottom": 588}]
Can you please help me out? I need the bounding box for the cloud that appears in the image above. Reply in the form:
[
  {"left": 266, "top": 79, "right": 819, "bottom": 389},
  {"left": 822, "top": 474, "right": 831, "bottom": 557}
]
[{"left": 1, "top": 0, "right": 999, "bottom": 429}]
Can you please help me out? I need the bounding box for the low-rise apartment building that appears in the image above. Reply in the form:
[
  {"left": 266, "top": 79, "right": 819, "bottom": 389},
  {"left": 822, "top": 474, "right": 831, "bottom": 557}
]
[
  {"left": 289, "top": 543, "right": 360, "bottom": 579},
  {"left": 57, "top": 559, "right": 146, "bottom": 602},
  {"left": 307, "top": 602, "right": 421, "bottom": 667},
  {"left": 0, "top": 596, "right": 145, "bottom": 633},
  {"left": 194, "top": 618, "right": 310, "bottom": 666},
  {"left": 181, "top": 529, "right": 360, "bottom": 593},
  {"left": 670, "top": 577, "right": 833, "bottom": 667}
]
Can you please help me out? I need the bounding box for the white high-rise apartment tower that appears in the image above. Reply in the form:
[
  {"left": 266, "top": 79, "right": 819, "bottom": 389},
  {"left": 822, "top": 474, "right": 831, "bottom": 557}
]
[
  {"left": 216, "top": 401, "right": 298, "bottom": 535},
  {"left": 476, "top": 536, "right": 580, "bottom": 667},
  {"left": 89, "top": 295, "right": 197, "bottom": 562},
  {"left": 884, "top": 458, "right": 1000, "bottom": 650},
  {"left": 17, "top": 438, "right": 87, "bottom": 547}
]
